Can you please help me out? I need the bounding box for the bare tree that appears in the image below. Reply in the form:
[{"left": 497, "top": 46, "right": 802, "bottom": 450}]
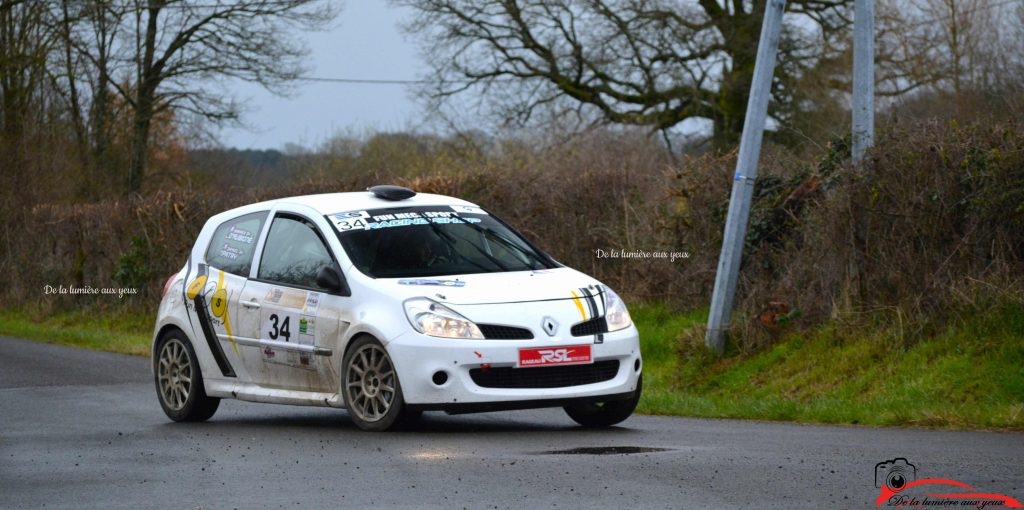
[
  {"left": 110, "top": 0, "right": 336, "bottom": 195},
  {"left": 0, "top": 0, "right": 53, "bottom": 141},
  {"left": 54, "top": 0, "right": 87, "bottom": 161},
  {"left": 397, "top": 0, "right": 852, "bottom": 147},
  {"left": 868, "top": 0, "right": 1019, "bottom": 117},
  {"left": 80, "top": 0, "right": 128, "bottom": 172}
]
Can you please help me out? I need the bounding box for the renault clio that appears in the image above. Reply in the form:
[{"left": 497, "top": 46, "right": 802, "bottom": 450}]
[{"left": 153, "top": 185, "right": 642, "bottom": 431}]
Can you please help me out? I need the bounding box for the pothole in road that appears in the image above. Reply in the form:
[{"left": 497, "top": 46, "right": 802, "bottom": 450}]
[{"left": 538, "top": 446, "right": 672, "bottom": 455}]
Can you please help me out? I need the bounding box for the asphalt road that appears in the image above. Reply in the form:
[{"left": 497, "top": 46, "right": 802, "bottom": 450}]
[{"left": 1, "top": 337, "right": 1022, "bottom": 509}]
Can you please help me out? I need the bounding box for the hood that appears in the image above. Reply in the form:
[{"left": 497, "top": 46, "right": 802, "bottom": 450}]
[{"left": 379, "top": 267, "right": 604, "bottom": 306}]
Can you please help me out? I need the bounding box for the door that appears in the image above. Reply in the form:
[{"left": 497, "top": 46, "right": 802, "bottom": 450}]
[
  {"left": 236, "top": 213, "right": 347, "bottom": 391},
  {"left": 185, "top": 211, "right": 268, "bottom": 382}
]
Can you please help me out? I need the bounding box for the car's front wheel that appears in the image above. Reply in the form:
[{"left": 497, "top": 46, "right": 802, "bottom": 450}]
[
  {"left": 564, "top": 375, "right": 642, "bottom": 427},
  {"left": 154, "top": 330, "right": 220, "bottom": 422},
  {"left": 342, "top": 336, "right": 412, "bottom": 431}
]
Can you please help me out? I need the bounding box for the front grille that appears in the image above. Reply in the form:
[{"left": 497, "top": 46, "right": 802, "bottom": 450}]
[
  {"left": 571, "top": 316, "right": 608, "bottom": 336},
  {"left": 470, "top": 360, "right": 619, "bottom": 389},
  {"left": 478, "top": 324, "right": 534, "bottom": 340}
]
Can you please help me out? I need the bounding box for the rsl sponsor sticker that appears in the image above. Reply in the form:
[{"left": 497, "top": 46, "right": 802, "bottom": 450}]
[{"left": 518, "top": 345, "right": 593, "bottom": 368}]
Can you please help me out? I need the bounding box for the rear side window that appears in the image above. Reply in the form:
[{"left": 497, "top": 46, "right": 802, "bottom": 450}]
[
  {"left": 205, "top": 211, "right": 268, "bottom": 276},
  {"left": 258, "top": 215, "right": 335, "bottom": 289}
]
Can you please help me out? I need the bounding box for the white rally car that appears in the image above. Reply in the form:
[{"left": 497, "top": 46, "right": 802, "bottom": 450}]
[{"left": 153, "top": 185, "right": 642, "bottom": 430}]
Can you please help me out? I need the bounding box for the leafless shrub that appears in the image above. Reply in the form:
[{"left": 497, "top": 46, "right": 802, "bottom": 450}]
[
  {"left": 731, "top": 117, "right": 1024, "bottom": 349},
  {"left": 7, "top": 120, "right": 1023, "bottom": 355}
]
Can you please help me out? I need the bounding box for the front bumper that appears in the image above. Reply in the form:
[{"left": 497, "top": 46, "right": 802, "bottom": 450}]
[{"left": 385, "top": 324, "right": 642, "bottom": 407}]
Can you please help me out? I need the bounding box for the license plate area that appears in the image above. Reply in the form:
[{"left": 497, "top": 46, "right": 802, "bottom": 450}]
[{"left": 517, "top": 344, "right": 593, "bottom": 368}]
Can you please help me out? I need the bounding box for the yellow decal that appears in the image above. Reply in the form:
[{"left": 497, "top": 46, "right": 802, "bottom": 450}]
[
  {"left": 571, "top": 290, "right": 588, "bottom": 321},
  {"left": 210, "top": 270, "right": 238, "bottom": 354},
  {"left": 186, "top": 275, "right": 208, "bottom": 300},
  {"left": 211, "top": 289, "right": 228, "bottom": 317}
]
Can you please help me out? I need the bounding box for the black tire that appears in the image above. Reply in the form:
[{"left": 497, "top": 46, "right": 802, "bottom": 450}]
[
  {"left": 396, "top": 408, "right": 424, "bottom": 430},
  {"left": 341, "top": 336, "right": 412, "bottom": 431},
  {"left": 154, "top": 330, "right": 220, "bottom": 422},
  {"left": 564, "top": 375, "right": 642, "bottom": 427}
]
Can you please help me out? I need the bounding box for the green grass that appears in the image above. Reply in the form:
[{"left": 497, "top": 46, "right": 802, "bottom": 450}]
[
  {"left": 0, "top": 308, "right": 152, "bottom": 356},
  {"left": 2, "top": 302, "right": 1021, "bottom": 429},
  {"left": 633, "top": 302, "right": 1024, "bottom": 430}
]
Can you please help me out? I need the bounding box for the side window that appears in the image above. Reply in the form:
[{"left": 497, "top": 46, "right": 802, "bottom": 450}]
[
  {"left": 258, "top": 216, "right": 335, "bottom": 289},
  {"left": 205, "top": 211, "right": 267, "bottom": 276}
]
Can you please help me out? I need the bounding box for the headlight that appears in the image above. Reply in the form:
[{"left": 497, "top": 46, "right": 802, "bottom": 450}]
[
  {"left": 403, "top": 298, "right": 484, "bottom": 339},
  {"left": 603, "top": 287, "right": 632, "bottom": 331}
]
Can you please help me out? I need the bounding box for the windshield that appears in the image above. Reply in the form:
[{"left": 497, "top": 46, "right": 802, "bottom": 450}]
[{"left": 327, "top": 205, "right": 557, "bottom": 278}]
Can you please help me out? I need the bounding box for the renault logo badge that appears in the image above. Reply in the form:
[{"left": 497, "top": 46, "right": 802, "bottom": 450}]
[{"left": 542, "top": 317, "right": 559, "bottom": 337}]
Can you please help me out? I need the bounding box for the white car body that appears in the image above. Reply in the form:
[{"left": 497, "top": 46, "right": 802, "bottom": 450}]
[{"left": 153, "top": 188, "right": 641, "bottom": 424}]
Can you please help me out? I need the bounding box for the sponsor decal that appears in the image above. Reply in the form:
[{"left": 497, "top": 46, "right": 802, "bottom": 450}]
[
  {"left": 186, "top": 265, "right": 235, "bottom": 377},
  {"left": 875, "top": 458, "right": 1022, "bottom": 508},
  {"left": 450, "top": 204, "right": 488, "bottom": 215},
  {"left": 209, "top": 270, "right": 237, "bottom": 354},
  {"left": 225, "top": 225, "right": 255, "bottom": 244},
  {"left": 263, "top": 287, "right": 306, "bottom": 309},
  {"left": 330, "top": 210, "right": 370, "bottom": 231},
  {"left": 398, "top": 278, "right": 466, "bottom": 287},
  {"left": 331, "top": 208, "right": 482, "bottom": 232},
  {"left": 334, "top": 210, "right": 370, "bottom": 219},
  {"left": 218, "top": 243, "right": 244, "bottom": 260},
  {"left": 266, "top": 288, "right": 282, "bottom": 303},
  {"left": 186, "top": 274, "right": 208, "bottom": 300},
  {"left": 298, "top": 316, "right": 316, "bottom": 336},
  {"left": 518, "top": 345, "right": 593, "bottom": 368},
  {"left": 303, "top": 292, "right": 321, "bottom": 315},
  {"left": 260, "top": 310, "right": 316, "bottom": 369}
]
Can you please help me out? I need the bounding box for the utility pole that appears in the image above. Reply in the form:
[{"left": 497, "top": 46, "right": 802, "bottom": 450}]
[
  {"left": 852, "top": 0, "right": 875, "bottom": 162},
  {"left": 704, "top": 0, "right": 787, "bottom": 354}
]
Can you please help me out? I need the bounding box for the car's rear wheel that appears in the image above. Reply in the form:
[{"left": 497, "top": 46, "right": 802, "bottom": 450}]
[
  {"left": 342, "top": 336, "right": 411, "bottom": 431},
  {"left": 564, "top": 375, "right": 642, "bottom": 427},
  {"left": 154, "top": 331, "right": 219, "bottom": 422}
]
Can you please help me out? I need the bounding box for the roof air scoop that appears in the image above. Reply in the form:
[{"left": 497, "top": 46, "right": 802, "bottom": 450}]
[{"left": 367, "top": 185, "right": 417, "bottom": 201}]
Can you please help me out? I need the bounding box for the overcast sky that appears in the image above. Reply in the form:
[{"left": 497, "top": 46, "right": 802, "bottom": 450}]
[{"left": 217, "top": 2, "right": 425, "bottom": 151}]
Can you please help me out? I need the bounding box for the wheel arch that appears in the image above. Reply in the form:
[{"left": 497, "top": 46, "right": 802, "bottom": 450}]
[
  {"left": 152, "top": 324, "right": 188, "bottom": 374},
  {"left": 341, "top": 331, "right": 382, "bottom": 361}
]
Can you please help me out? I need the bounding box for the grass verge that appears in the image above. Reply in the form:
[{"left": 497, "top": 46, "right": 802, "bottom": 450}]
[
  {"left": 1, "top": 303, "right": 1020, "bottom": 429},
  {"left": 0, "top": 308, "right": 152, "bottom": 356},
  {"left": 633, "top": 302, "right": 1024, "bottom": 430}
]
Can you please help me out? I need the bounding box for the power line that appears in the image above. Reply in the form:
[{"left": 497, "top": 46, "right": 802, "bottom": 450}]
[
  {"left": 61, "top": 0, "right": 325, "bottom": 11},
  {"left": 295, "top": 76, "right": 518, "bottom": 85},
  {"left": 295, "top": 76, "right": 430, "bottom": 85}
]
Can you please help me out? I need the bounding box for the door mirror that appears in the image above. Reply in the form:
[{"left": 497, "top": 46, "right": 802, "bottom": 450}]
[{"left": 315, "top": 265, "right": 350, "bottom": 296}]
